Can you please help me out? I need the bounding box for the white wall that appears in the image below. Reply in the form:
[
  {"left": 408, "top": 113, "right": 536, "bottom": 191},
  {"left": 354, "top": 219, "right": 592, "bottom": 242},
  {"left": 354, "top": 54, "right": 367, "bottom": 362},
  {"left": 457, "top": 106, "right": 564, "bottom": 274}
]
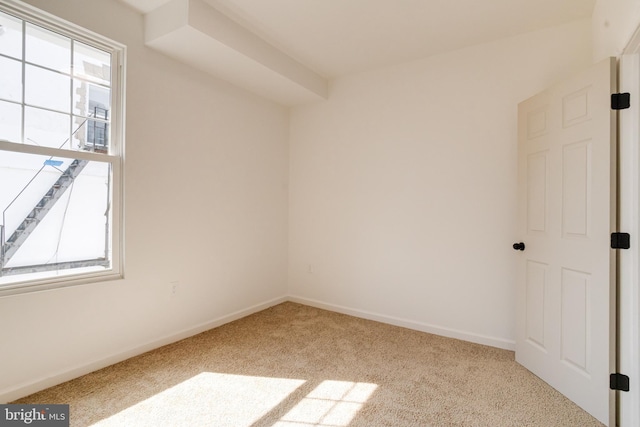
[
  {"left": 0, "top": 0, "right": 289, "bottom": 402},
  {"left": 593, "top": 0, "right": 640, "bottom": 61},
  {"left": 288, "top": 20, "right": 593, "bottom": 349}
]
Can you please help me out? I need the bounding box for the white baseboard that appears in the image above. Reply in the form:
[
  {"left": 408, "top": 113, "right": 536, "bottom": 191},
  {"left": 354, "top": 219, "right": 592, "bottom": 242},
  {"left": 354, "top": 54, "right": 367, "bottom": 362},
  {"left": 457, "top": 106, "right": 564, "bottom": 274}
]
[
  {"left": 1, "top": 293, "right": 515, "bottom": 403},
  {"left": 288, "top": 295, "right": 516, "bottom": 351},
  {"left": 0, "top": 295, "right": 287, "bottom": 403}
]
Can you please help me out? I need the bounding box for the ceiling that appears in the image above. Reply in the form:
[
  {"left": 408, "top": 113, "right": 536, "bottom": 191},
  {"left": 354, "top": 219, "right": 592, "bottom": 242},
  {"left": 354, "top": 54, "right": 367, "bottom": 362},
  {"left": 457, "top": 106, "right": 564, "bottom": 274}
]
[{"left": 119, "top": 0, "right": 596, "bottom": 104}]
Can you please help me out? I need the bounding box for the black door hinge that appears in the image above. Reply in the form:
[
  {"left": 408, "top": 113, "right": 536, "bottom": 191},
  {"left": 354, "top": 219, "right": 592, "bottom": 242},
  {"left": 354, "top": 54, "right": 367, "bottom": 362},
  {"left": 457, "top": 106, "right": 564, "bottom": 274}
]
[
  {"left": 610, "top": 373, "right": 630, "bottom": 392},
  {"left": 611, "top": 93, "right": 631, "bottom": 110},
  {"left": 611, "top": 232, "right": 631, "bottom": 249}
]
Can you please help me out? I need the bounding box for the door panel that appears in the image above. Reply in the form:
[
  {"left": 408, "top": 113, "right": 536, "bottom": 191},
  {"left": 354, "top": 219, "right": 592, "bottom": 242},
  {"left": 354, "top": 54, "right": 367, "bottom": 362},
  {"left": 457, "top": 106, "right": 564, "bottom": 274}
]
[
  {"left": 516, "top": 57, "right": 616, "bottom": 426},
  {"left": 527, "top": 151, "right": 548, "bottom": 233},
  {"left": 560, "top": 267, "right": 590, "bottom": 374},
  {"left": 562, "top": 140, "right": 591, "bottom": 238},
  {"left": 525, "top": 260, "right": 548, "bottom": 350}
]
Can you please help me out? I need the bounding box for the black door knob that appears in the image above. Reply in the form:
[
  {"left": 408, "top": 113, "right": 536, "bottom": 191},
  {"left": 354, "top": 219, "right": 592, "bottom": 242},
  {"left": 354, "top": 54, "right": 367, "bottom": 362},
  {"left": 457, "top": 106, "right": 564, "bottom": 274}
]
[{"left": 513, "top": 242, "right": 525, "bottom": 251}]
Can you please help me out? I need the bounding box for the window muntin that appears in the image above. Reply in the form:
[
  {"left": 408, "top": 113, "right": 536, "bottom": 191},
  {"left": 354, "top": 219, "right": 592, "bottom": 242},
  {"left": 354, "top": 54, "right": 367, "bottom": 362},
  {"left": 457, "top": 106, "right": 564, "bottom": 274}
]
[
  {"left": 1, "top": 10, "right": 114, "bottom": 154},
  {"left": 0, "top": 2, "right": 124, "bottom": 294}
]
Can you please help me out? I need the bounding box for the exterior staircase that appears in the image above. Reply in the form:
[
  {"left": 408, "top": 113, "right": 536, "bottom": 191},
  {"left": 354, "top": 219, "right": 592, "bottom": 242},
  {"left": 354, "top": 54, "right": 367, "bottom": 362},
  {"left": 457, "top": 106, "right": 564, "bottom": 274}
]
[{"left": 1, "top": 159, "right": 89, "bottom": 268}]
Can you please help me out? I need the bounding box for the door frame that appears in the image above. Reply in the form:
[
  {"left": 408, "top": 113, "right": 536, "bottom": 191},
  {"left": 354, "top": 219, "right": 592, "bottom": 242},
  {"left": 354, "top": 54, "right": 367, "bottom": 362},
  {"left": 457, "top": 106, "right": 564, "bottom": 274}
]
[{"left": 619, "top": 26, "right": 640, "bottom": 427}]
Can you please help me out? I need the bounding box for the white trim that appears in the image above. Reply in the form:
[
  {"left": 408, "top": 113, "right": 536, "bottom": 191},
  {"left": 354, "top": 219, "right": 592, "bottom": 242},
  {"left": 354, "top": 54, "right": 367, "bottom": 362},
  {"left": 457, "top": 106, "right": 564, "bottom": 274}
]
[
  {"left": 288, "top": 295, "right": 516, "bottom": 351},
  {"left": 0, "top": 294, "right": 521, "bottom": 403},
  {"left": 0, "top": 270, "right": 123, "bottom": 298},
  {"left": 0, "top": 1, "right": 126, "bottom": 295},
  {"left": 0, "top": 0, "right": 125, "bottom": 54},
  {"left": 0, "top": 295, "right": 288, "bottom": 403},
  {"left": 0, "top": 140, "right": 119, "bottom": 162},
  {"left": 623, "top": 22, "right": 640, "bottom": 56},
  {"left": 619, "top": 51, "right": 640, "bottom": 427}
]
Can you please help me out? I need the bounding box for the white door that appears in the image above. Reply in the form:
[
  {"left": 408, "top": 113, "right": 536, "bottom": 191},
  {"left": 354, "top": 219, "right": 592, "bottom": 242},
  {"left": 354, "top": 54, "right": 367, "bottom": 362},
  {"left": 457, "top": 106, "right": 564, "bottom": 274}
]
[{"left": 515, "top": 57, "right": 617, "bottom": 426}]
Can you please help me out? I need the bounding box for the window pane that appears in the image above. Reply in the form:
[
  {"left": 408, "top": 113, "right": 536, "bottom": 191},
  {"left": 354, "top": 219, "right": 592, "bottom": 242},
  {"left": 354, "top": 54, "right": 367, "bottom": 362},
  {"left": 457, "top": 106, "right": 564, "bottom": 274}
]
[
  {"left": 25, "top": 64, "right": 71, "bottom": 113},
  {"left": 0, "top": 151, "right": 111, "bottom": 281},
  {"left": 24, "top": 106, "right": 70, "bottom": 149},
  {"left": 72, "top": 118, "right": 109, "bottom": 153},
  {"left": 73, "top": 80, "right": 111, "bottom": 118},
  {"left": 0, "top": 151, "right": 63, "bottom": 237},
  {"left": 74, "top": 41, "right": 110, "bottom": 86},
  {"left": 0, "top": 101, "right": 21, "bottom": 142},
  {"left": 0, "top": 56, "right": 22, "bottom": 102},
  {"left": 25, "top": 23, "right": 70, "bottom": 73},
  {"left": 0, "top": 11, "right": 23, "bottom": 59}
]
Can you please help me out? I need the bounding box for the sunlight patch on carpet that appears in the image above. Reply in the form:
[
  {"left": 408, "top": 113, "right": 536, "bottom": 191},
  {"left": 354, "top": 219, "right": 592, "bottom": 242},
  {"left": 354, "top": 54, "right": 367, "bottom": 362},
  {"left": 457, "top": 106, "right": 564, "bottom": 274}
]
[
  {"left": 90, "top": 372, "right": 305, "bottom": 426},
  {"left": 274, "top": 380, "right": 378, "bottom": 427}
]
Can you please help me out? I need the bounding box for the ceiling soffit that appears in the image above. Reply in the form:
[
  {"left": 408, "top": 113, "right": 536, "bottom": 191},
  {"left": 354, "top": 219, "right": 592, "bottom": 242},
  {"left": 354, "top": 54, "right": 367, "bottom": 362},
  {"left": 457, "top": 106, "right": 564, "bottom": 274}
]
[{"left": 144, "top": 0, "right": 328, "bottom": 106}]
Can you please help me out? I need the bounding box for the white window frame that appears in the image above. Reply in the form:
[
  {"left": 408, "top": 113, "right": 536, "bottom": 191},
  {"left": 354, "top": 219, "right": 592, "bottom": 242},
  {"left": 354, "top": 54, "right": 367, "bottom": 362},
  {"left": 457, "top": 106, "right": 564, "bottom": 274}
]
[{"left": 0, "top": 0, "right": 125, "bottom": 296}]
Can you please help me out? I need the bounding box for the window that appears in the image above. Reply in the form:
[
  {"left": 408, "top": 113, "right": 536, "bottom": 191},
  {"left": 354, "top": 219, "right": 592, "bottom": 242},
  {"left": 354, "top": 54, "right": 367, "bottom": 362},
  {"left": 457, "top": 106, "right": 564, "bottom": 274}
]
[{"left": 0, "top": 1, "right": 125, "bottom": 295}]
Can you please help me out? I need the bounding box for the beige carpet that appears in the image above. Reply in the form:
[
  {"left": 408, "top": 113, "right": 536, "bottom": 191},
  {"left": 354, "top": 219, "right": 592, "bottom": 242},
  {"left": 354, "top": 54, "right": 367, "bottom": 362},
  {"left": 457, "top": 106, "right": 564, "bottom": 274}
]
[{"left": 13, "top": 302, "right": 604, "bottom": 426}]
